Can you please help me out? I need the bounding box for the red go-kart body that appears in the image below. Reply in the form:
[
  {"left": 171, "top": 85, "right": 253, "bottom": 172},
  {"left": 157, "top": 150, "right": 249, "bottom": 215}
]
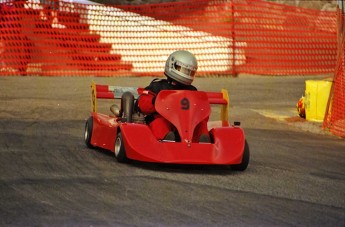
[{"left": 84, "top": 83, "right": 249, "bottom": 170}]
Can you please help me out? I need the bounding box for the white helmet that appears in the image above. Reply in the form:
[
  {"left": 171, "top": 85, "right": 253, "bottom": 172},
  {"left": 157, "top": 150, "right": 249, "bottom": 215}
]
[{"left": 164, "top": 50, "right": 198, "bottom": 85}]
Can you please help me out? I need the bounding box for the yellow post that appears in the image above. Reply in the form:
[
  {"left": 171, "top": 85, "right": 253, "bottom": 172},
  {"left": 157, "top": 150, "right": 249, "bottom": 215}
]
[
  {"left": 221, "top": 89, "right": 230, "bottom": 127},
  {"left": 91, "top": 81, "right": 97, "bottom": 112}
]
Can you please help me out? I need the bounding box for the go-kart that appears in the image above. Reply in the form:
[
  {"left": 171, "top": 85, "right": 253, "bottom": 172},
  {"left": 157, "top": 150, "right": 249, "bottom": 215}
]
[{"left": 84, "top": 81, "right": 249, "bottom": 171}]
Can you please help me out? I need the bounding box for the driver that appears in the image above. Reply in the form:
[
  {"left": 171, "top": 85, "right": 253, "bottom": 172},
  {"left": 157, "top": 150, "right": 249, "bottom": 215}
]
[{"left": 137, "top": 50, "right": 210, "bottom": 142}]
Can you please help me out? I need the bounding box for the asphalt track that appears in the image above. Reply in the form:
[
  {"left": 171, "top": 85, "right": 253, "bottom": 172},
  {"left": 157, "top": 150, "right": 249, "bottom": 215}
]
[{"left": 1, "top": 75, "right": 344, "bottom": 226}]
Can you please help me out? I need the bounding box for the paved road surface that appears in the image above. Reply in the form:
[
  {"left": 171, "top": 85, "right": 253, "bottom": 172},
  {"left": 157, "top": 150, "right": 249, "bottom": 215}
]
[{"left": 1, "top": 75, "right": 344, "bottom": 226}]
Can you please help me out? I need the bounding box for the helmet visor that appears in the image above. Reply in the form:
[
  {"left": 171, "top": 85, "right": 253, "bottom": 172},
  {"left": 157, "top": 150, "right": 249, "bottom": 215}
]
[{"left": 174, "top": 61, "right": 197, "bottom": 77}]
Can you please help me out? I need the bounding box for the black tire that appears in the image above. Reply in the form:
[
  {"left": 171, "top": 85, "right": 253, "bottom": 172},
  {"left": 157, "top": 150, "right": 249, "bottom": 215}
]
[
  {"left": 114, "top": 132, "right": 128, "bottom": 163},
  {"left": 84, "top": 116, "right": 94, "bottom": 148},
  {"left": 231, "top": 140, "right": 250, "bottom": 171}
]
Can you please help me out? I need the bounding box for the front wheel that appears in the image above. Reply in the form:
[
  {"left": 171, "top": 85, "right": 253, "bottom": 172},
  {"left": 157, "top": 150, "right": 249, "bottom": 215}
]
[
  {"left": 114, "top": 132, "right": 128, "bottom": 163},
  {"left": 231, "top": 140, "right": 250, "bottom": 171},
  {"left": 84, "top": 117, "right": 94, "bottom": 148}
]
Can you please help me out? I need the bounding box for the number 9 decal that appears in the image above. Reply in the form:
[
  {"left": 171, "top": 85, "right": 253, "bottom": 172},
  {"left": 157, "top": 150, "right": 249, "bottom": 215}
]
[{"left": 181, "top": 98, "right": 190, "bottom": 110}]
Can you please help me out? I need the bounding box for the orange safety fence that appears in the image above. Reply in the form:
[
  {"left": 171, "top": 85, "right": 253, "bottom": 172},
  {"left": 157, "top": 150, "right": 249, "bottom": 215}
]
[
  {"left": 323, "top": 8, "right": 345, "bottom": 138},
  {"left": 0, "top": 0, "right": 338, "bottom": 76}
]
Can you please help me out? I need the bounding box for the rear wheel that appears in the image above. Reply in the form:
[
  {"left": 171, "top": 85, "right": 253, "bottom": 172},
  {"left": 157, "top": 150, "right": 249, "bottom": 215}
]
[
  {"left": 84, "top": 117, "right": 94, "bottom": 148},
  {"left": 114, "top": 132, "right": 128, "bottom": 163},
  {"left": 231, "top": 140, "right": 250, "bottom": 171}
]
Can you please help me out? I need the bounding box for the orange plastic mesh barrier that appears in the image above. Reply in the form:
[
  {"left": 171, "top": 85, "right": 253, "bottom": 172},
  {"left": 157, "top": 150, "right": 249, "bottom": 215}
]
[
  {"left": 323, "top": 9, "right": 345, "bottom": 138},
  {"left": 0, "top": 0, "right": 338, "bottom": 76}
]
